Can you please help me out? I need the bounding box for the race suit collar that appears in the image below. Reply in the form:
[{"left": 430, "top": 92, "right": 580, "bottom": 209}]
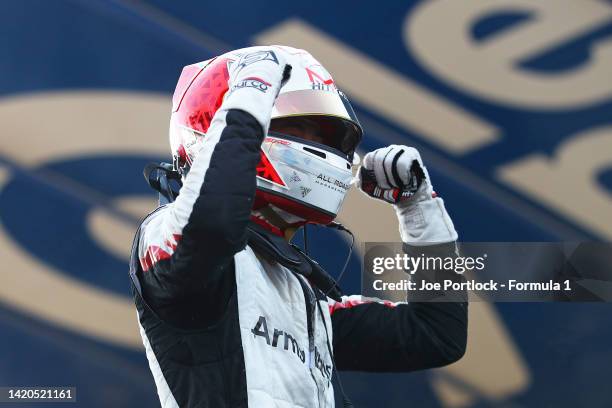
[{"left": 246, "top": 222, "right": 343, "bottom": 301}]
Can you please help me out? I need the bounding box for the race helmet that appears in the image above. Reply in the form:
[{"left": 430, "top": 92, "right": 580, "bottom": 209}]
[{"left": 169, "top": 46, "right": 363, "bottom": 225}]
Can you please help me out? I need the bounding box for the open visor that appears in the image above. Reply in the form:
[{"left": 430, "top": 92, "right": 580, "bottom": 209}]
[{"left": 271, "top": 89, "right": 363, "bottom": 156}]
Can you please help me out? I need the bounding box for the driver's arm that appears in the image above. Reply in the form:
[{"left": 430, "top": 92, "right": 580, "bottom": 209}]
[
  {"left": 331, "top": 145, "right": 468, "bottom": 371},
  {"left": 135, "top": 49, "right": 289, "bottom": 327}
]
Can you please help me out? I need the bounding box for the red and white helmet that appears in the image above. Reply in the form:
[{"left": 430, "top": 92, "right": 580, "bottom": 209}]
[{"left": 169, "top": 46, "right": 363, "bottom": 225}]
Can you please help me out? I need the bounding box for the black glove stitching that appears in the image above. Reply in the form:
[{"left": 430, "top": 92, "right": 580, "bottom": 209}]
[
  {"left": 381, "top": 148, "right": 395, "bottom": 188},
  {"left": 391, "top": 149, "right": 405, "bottom": 189}
]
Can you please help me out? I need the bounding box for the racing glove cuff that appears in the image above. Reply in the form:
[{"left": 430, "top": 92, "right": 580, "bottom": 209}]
[{"left": 395, "top": 195, "right": 458, "bottom": 246}]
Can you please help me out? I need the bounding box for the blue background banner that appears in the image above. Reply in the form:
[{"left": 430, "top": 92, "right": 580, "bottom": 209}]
[{"left": 1, "top": 1, "right": 611, "bottom": 406}]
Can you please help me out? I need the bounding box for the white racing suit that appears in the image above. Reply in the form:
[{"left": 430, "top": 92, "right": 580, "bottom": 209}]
[{"left": 129, "top": 48, "right": 467, "bottom": 408}]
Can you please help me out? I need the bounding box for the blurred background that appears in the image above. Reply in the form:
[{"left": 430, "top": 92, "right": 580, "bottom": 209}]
[{"left": 1, "top": 0, "right": 611, "bottom": 407}]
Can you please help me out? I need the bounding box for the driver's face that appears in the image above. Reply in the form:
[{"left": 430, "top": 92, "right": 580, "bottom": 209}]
[{"left": 270, "top": 118, "right": 324, "bottom": 144}]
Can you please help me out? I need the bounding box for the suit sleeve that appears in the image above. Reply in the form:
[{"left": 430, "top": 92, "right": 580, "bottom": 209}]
[
  {"left": 135, "top": 50, "right": 287, "bottom": 327},
  {"left": 330, "top": 242, "right": 468, "bottom": 372}
]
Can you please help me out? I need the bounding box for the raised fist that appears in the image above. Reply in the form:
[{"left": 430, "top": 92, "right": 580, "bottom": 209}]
[
  {"left": 357, "top": 145, "right": 457, "bottom": 244},
  {"left": 358, "top": 145, "right": 432, "bottom": 205}
]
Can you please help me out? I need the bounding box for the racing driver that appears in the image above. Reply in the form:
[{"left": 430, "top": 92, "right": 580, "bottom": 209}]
[{"left": 129, "top": 45, "right": 467, "bottom": 407}]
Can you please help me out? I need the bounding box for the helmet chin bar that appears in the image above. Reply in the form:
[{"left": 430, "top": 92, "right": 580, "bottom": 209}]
[
  {"left": 251, "top": 205, "right": 306, "bottom": 239},
  {"left": 253, "top": 205, "right": 304, "bottom": 228},
  {"left": 255, "top": 132, "right": 353, "bottom": 225},
  {"left": 254, "top": 188, "right": 338, "bottom": 225},
  {"left": 267, "top": 204, "right": 306, "bottom": 225}
]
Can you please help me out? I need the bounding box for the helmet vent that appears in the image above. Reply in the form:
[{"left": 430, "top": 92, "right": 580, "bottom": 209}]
[{"left": 303, "top": 147, "right": 326, "bottom": 159}]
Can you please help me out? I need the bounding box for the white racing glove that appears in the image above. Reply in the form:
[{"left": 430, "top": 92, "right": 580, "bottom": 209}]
[
  {"left": 223, "top": 47, "right": 292, "bottom": 133},
  {"left": 358, "top": 145, "right": 458, "bottom": 245}
]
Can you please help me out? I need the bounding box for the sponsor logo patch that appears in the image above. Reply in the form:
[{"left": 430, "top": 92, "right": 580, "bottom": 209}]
[
  {"left": 232, "top": 77, "right": 272, "bottom": 93},
  {"left": 265, "top": 137, "right": 291, "bottom": 145},
  {"left": 311, "top": 83, "right": 335, "bottom": 92},
  {"left": 252, "top": 315, "right": 306, "bottom": 363},
  {"left": 306, "top": 65, "right": 334, "bottom": 85},
  {"left": 316, "top": 173, "right": 350, "bottom": 191},
  {"left": 289, "top": 171, "right": 302, "bottom": 183},
  {"left": 251, "top": 316, "right": 332, "bottom": 381},
  {"left": 236, "top": 50, "right": 279, "bottom": 70}
]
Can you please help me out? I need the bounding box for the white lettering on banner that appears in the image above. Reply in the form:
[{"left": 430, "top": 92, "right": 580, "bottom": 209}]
[
  {"left": 499, "top": 126, "right": 612, "bottom": 240},
  {"left": 255, "top": 19, "right": 499, "bottom": 153},
  {"left": 406, "top": 0, "right": 612, "bottom": 108}
]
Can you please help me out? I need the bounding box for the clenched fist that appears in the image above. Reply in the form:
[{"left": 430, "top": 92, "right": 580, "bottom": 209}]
[
  {"left": 358, "top": 145, "right": 431, "bottom": 204},
  {"left": 357, "top": 145, "right": 458, "bottom": 245}
]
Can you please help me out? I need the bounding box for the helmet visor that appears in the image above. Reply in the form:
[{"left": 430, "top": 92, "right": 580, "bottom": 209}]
[{"left": 271, "top": 89, "right": 363, "bottom": 155}]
